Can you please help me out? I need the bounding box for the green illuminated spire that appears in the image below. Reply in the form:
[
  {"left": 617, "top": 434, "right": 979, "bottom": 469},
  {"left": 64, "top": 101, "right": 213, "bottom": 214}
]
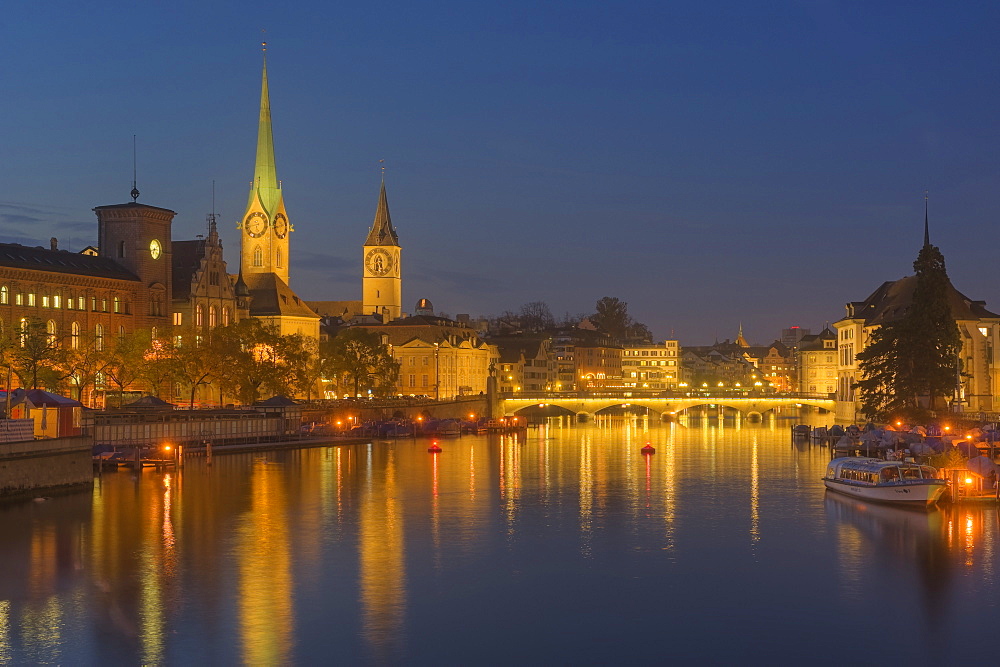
[{"left": 249, "top": 52, "right": 282, "bottom": 216}]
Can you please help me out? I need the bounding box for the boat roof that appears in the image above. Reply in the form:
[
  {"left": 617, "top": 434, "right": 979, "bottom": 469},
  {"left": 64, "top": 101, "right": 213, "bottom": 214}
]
[{"left": 829, "top": 457, "right": 931, "bottom": 473}]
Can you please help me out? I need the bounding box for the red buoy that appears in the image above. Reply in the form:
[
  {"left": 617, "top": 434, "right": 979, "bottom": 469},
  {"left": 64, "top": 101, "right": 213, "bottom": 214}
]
[
  {"left": 641, "top": 443, "right": 655, "bottom": 455},
  {"left": 428, "top": 442, "right": 442, "bottom": 453}
]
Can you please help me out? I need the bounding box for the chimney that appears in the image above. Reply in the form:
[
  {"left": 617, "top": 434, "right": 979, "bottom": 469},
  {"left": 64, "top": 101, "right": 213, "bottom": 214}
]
[{"left": 50, "top": 237, "right": 58, "bottom": 251}]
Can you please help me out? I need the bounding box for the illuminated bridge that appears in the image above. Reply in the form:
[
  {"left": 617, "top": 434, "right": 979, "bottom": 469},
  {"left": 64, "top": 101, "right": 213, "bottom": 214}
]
[{"left": 499, "top": 392, "right": 836, "bottom": 420}]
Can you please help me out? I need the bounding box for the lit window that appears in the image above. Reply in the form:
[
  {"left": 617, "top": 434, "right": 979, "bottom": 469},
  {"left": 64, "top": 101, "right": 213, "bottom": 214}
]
[
  {"left": 113, "top": 297, "right": 120, "bottom": 313},
  {"left": 14, "top": 293, "right": 22, "bottom": 306},
  {"left": 209, "top": 306, "right": 217, "bottom": 327},
  {"left": 0, "top": 286, "right": 7, "bottom": 304},
  {"left": 222, "top": 308, "right": 230, "bottom": 326},
  {"left": 28, "top": 293, "right": 36, "bottom": 307},
  {"left": 196, "top": 305, "right": 203, "bottom": 327},
  {"left": 95, "top": 323, "right": 104, "bottom": 351},
  {"left": 71, "top": 322, "right": 80, "bottom": 349},
  {"left": 46, "top": 320, "right": 57, "bottom": 344},
  {"left": 173, "top": 312, "right": 182, "bottom": 326},
  {"left": 253, "top": 246, "right": 263, "bottom": 267},
  {"left": 78, "top": 297, "right": 84, "bottom": 310},
  {"left": 54, "top": 295, "right": 61, "bottom": 308},
  {"left": 42, "top": 296, "right": 50, "bottom": 308}
]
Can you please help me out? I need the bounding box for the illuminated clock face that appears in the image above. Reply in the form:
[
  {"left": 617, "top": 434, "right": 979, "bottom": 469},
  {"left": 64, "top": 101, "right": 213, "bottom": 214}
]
[
  {"left": 245, "top": 211, "right": 267, "bottom": 237},
  {"left": 274, "top": 213, "right": 288, "bottom": 239},
  {"left": 365, "top": 248, "right": 393, "bottom": 276},
  {"left": 149, "top": 239, "right": 161, "bottom": 259}
]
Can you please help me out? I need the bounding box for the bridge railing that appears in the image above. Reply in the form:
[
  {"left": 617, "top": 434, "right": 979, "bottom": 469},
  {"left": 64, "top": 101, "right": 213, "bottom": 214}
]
[{"left": 501, "top": 391, "right": 834, "bottom": 401}]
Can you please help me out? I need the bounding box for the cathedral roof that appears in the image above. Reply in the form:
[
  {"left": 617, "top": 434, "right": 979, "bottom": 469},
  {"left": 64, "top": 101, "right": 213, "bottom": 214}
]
[
  {"left": 365, "top": 179, "right": 399, "bottom": 246},
  {"left": 242, "top": 273, "right": 318, "bottom": 319},
  {"left": 0, "top": 243, "right": 140, "bottom": 281},
  {"left": 849, "top": 276, "right": 1000, "bottom": 326}
]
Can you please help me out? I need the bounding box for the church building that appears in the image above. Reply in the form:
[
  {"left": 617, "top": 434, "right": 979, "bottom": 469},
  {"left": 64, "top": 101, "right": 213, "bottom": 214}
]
[{"left": 236, "top": 52, "right": 319, "bottom": 340}]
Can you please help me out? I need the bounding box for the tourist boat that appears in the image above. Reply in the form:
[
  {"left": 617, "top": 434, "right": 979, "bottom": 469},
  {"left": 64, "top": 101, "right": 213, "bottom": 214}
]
[{"left": 822, "top": 457, "right": 948, "bottom": 507}]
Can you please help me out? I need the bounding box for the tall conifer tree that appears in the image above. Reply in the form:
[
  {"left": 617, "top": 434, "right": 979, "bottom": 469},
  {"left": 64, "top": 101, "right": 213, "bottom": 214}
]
[{"left": 855, "top": 203, "right": 960, "bottom": 419}]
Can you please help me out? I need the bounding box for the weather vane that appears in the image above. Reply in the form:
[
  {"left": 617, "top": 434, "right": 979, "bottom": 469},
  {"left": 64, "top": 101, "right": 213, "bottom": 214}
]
[
  {"left": 380, "top": 158, "right": 385, "bottom": 180},
  {"left": 262, "top": 28, "right": 267, "bottom": 53}
]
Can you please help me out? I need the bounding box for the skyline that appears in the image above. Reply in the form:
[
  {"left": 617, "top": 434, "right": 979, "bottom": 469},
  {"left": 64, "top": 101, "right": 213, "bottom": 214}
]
[{"left": 5, "top": 1, "right": 1000, "bottom": 344}]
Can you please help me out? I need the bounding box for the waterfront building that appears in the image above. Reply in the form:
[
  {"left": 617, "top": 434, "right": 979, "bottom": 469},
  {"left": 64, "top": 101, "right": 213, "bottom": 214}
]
[
  {"left": 834, "top": 276, "right": 1000, "bottom": 417},
  {"left": 349, "top": 302, "right": 497, "bottom": 399},
  {"left": 362, "top": 177, "right": 402, "bottom": 321},
  {"left": 236, "top": 53, "right": 319, "bottom": 340},
  {"left": 621, "top": 340, "right": 681, "bottom": 391},
  {"left": 575, "top": 341, "right": 623, "bottom": 390},
  {"left": 490, "top": 336, "right": 556, "bottom": 394},
  {"left": 796, "top": 327, "right": 837, "bottom": 394}
]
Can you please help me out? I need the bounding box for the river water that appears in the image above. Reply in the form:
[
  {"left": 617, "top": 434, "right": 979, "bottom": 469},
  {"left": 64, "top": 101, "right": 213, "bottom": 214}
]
[{"left": 0, "top": 416, "right": 997, "bottom": 665}]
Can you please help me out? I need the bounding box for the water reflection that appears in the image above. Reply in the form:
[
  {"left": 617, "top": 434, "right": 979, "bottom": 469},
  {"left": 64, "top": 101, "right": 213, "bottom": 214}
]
[{"left": 0, "top": 422, "right": 996, "bottom": 662}]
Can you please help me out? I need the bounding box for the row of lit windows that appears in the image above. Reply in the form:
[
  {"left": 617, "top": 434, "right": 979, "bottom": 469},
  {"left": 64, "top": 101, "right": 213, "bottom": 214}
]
[
  {"left": 173, "top": 305, "right": 232, "bottom": 327},
  {"left": 0, "top": 286, "right": 132, "bottom": 314},
  {"left": 251, "top": 247, "right": 283, "bottom": 268},
  {"left": 623, "top": 349, "right": 677, "bottom": 357}
]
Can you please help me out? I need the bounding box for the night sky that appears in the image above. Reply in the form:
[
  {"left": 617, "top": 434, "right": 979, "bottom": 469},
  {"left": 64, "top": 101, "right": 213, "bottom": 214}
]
[{"left": 5, "top": 1, "right": 1000, "bottom": 344}]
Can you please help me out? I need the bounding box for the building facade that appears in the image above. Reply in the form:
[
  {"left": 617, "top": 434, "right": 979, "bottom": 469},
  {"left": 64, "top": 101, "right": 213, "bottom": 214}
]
[
  {"left": 796, "top": 327, "right": 837, "bottom": 395},
  {"left": 362, "top": 179, "right": 402, "bottom": 321},
  {"left": 621, "top": 340, "right": 680, "bottom": 391}
]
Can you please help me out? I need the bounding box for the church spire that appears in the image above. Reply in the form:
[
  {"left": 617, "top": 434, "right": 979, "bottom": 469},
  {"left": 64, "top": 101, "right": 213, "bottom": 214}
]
[
  {"left": 249, "top": 45, "right": 281, "bottom": 216},
  {"left": 923, "top": 191, "right": 930, "bottom": 247},
  {"left": 365, "top": 176, "right": 400, "bottom": 246}
]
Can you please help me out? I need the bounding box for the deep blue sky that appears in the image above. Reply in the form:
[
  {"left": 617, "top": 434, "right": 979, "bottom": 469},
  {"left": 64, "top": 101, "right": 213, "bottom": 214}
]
[{"left": 4, "top": 1, "right": 1000, "bottom": 344}]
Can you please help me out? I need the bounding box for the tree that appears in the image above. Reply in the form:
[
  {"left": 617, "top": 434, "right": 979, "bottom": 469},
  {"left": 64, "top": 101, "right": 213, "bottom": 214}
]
[
  {"left": 103, "top": 329, "right": 155, "bottom": 405},
  {"left": 211, "top": 319, "right": 288, "bottom": 405},
  {"left": 323, "top": 328, "right": 399, "bottom": 397},
  {"left": 62, "top": 332, "right": 109, "bottom": 406},
  {"left": 855, "top": 242, "right": 961, "bottom": 420},
  {"left": 9, "top": 319, "right": 66, "bottom": 389},
  {"left": 592, "top": 297, "right": 630, "bottom": 340},
  {"left": 519, "top": 301, "right": 554, "bottom": 332}
]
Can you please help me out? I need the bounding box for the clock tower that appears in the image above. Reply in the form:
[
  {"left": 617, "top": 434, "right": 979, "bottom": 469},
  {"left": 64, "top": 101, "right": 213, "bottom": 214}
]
[
  {"left": 240, "top": 52, "right": 291, "bottom": 286},
  {"left": 362, "top": 178, "right": 401, "bottom": 321},
  {"left": 237, "top": 48, "right": 318, "bottom": 341}
]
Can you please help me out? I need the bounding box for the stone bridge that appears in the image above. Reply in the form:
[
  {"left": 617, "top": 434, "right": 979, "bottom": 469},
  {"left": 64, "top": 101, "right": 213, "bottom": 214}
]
[{"left": 500, "top": 394, "right": 835, "bottom": 419}]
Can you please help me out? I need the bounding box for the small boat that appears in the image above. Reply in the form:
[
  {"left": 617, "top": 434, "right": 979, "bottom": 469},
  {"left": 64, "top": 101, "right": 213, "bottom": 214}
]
[{"left": 822, "top": 457, "right": 948, "bottom": 507}]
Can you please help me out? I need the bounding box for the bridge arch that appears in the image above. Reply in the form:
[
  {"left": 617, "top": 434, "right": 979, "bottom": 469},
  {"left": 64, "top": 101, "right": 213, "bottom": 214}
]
[{"left": 501, "top": 395, "right": 836, "bottom": 419}]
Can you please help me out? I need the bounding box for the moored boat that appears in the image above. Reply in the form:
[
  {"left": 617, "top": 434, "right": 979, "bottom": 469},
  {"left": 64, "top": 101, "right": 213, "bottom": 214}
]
[{"left": 822, "top": 457, "right": 948, "bottom": 507}]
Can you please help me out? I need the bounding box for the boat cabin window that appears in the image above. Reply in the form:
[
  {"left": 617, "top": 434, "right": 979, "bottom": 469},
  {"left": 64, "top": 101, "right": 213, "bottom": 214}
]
[
  {"left": 880, "top": 467, "right": 900, "bottom": 482},
  {"left": 900, "top": 467, "right": 922, "bottom": 480},
  {"left": 920, "top": 466, "right": 937, "bottom": 479}
]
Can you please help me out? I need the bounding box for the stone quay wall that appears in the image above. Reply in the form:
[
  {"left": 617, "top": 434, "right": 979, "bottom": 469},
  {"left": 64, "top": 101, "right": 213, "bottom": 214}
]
[
  {"left": 304, "top": 396, "right": 492, "bottom": 425},
  {"left": 0, "top": 436, "right": 93, "bottom": 497}
]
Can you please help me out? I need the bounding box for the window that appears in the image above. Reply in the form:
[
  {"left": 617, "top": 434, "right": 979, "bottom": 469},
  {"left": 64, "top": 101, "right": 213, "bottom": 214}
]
[
  {"left": 42, "top": 296, "right": 50, "bottom": 308},
  {"left": 174, "top": 335, "right": 182, "bottom": 348},
  {"left": 71, "top": 322, "right": 80, "bottom": 349},
  {"left": 95, "top": 323, "right": 104, "bottom": 351},
  {"left": 28, "top": 293, "right": 35, "bottom": 307},
  {"left": 209, "top": 306, "right": 217, "bottom": 327},
  {"left": 173, "top": 312, "right": 182, "bottom": 326},
  {"left": 409, "top": 374, "right": 415, "bottom": 387},
  {"left": 222, "top": 308, "right": 230, "bottom": 326},
  {"left": 276, "top": 248, "right": 283, "bottom": 268},
  {"left": 78, "top": 297, "right": 84, "bottom": 310},
  {"left": 46, "top": 320, "right": 57, "bottom": 344},
  {"left": 53, "top": 295, "right": 61, "bottom": 309},
  {"left": 118, "top": 240, "right": 126, "bottom": 258},
  {"left": 14, "top": 293, "right": 22, "bottom": 306},
  {"left": 101, "top": 298, "right": 107, "bottom": 312},
  {"left": 209, "top": 271, "right": 219, "bottom": 286},
  {"left": 0, "top": 286, "right": 6, "bottom": 304},
  {"left": 196, "top": 305, "right": 204, "bottom": 327},
  {"left": 113, "top": 297, "right": 120, "bottom": 313},
  {"left": 119, "top": 326, "right": 126, "bottom": 340},
  {"left": 421, "top": 374, "right": 429, "bottom": 387},
  {"left": 253, "top": 246, "right": 263, "bottom": 267}
]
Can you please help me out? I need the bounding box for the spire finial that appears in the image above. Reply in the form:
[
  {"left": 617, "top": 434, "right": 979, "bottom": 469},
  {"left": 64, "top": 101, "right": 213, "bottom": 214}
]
[
  {"left": 379, "top": 158, "right": 385, "bottom": 181},
  {"left": 261, "top": 29, "right": 267, "bottom": 54},
  {"left": 923, "top": 190, "right": 930, "bottom": 247},
  {"left": 130, "top": 134, "right": 139, "bottom": 202}
]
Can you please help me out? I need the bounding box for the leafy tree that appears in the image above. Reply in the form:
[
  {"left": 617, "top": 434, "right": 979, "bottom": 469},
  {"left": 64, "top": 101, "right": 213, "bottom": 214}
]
[
  {"left": 210, "top": 319, "right": 288, "bottom": 405},
  {"left": 9, "top": 319, "right": 66, "bottom": 389},
  {"left": 323, "top": 328, "right": 399, "bottom": 397},
  {"left": 103, "top": 329, "right": 155, "bottom": 404},
  {"left": 855, "top": 242, "right": 961, "bottom": 420},
  {"left": 62, "top": 332, "right": 109, "bottom": 406},
  {"left": 280, "top": 333, "right": 321, "bottom": 400}
]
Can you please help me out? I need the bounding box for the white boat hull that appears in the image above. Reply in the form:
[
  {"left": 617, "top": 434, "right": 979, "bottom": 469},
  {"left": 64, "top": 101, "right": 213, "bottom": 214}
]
[{"left": 823, "top": 479, "right": 947, "bottom": 506}]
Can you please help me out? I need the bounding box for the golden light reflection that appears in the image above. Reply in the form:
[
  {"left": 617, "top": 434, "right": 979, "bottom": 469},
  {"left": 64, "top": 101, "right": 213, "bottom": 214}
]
[
  {"left": 662, "top": 423, "right": 677, "bottom": 551},
  {"left": 237, "top": 459, "right": 294, "bottom": 665},
  {"left": 750, "top": 436, "right": 760, "bottom": 546},
  {"left": 0, "top": 600, "right": 10, "bottom": 663},
  {"left": 359, "top": 448, "right": 406, "bottom": 661},
  {"left": 579, "top": 432, "right": 593, "bottom": 558}
]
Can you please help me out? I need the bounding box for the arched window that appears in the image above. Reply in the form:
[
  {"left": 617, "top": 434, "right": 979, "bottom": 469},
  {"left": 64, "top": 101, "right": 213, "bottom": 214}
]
[
  {"left": 253, "top": 246, "right": 263, "bottom": 267},
  {"left": 95, "top": 323, "right": 104, "bottom": 351},
  {"left": 113, "top": 296, "right": 121, "bottom": 313},
  {"left": 196, "top": 305, "right": 204, "bottom": 327},
  {"left": 209, "top": 306, "right": 217, "bottom": 327},
  {"left": 222, "top": 307, "right": 230, "bottom": 326},
  {"left": 71, "top": 322, "right": 80, "bottom": 350},
  {"left": 46, "top": 320, "right": 57, "bottom": 345},
  {"left": 0, "top": 286, "right": 8, "bottom": 304},
  {"left": 276, "top": 247, "right": 283, "bottom": 268},
  {"left": 18, "top": 318, "right": 27, "bottom": 347},
  {"left": 119, "top": 326, "right": 126, "bottom": 340},
  {"left": 118, "top": 240, "right": 126, "bottom": 258}
]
